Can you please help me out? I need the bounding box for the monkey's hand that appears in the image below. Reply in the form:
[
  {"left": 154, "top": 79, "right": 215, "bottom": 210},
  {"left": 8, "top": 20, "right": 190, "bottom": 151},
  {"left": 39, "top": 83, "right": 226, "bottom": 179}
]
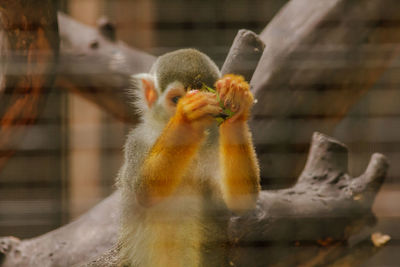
[
  {"left": 216, "top": 75, "right": 260, "bottom": 213},
  {"left": 215, "top": 74, "right": 254, "bottom": 123},
  {"left": 175, "top": 90, "right": 222, "bottom": 131}
]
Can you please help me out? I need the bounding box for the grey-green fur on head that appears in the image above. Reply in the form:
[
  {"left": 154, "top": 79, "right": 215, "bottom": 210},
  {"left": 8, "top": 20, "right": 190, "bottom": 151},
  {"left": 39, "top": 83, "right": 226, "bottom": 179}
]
[{"left": 151, "top": 48, "right": 221, "bottom": 92}]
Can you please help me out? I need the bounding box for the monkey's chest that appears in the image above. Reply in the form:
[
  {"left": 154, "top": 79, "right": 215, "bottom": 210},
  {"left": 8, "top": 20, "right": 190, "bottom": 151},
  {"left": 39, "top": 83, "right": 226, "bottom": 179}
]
[
  {"left": 137, "top": 172, "right": 229, "bottom": 267},
  {"left": 142, "top": 191, "right": 229, "bottom": 267},
  {"left": 138, "top": 143, "right": 229, "bottom": 266}
]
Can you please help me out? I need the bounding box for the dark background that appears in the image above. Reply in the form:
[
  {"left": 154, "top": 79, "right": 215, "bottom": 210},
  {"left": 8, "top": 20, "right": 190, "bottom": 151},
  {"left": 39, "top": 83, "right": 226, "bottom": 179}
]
[{"left": 0, "top": 1, "right": 399, "bottom": 266}]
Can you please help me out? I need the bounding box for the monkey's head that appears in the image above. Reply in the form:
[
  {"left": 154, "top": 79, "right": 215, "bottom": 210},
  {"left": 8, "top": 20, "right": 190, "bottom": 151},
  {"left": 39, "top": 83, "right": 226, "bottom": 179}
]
[{"left": 131, "top": 49, "right": 220, "bottom": 120}]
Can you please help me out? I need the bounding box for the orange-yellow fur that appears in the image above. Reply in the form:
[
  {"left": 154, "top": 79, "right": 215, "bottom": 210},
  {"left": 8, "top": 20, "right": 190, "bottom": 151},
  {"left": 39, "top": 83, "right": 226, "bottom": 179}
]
[
  {"left": 118, "top": 72, "right": 260, "bottom": 267},
  {"left": 137, "top": 74, "right": 259, "bottom": 210},
  {"left": 136, "top": 90, "right": 218, "bottom": 206},
  {"left": 219, "top": 122, "right": 260, "bottom": 212},
  {"left": 217, "top": 74, "right": 260, "bottom": 212},
  {"left": 136, "top": 114, "right": 205, "bottom": 206}
]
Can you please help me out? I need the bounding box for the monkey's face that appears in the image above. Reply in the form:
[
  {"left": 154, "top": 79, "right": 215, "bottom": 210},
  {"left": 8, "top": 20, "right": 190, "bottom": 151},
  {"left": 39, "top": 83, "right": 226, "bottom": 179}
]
[
  {"left": 160, "top": 81, "right": 186, "bottom": 117},
  {"left": 133, "top": 49, "right": 221, "bottom": 122}
]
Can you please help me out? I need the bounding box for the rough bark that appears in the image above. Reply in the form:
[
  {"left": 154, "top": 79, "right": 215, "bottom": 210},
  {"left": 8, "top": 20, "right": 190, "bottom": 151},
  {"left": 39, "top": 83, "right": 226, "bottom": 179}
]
[
  {"left": 0, "top": 192, "right": 120, "bottom": 267},
  {"left": 0, "top": 0, "right": 59, "bottom": 169},
  {"left": 250, "top": 0, "right": 400, "bottom": 187},
  {"left": 229, "top": 132, "right": 388, "bottom": 266},
  {"left": 82, "top": 133, "right": 388, "bottom": 267}
]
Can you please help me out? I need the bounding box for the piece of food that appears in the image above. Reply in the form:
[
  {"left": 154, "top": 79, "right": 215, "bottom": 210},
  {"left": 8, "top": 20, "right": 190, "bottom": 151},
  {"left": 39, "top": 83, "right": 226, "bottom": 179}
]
[{"left": 201, "top": 83, "right": 235, "bottom": 124}]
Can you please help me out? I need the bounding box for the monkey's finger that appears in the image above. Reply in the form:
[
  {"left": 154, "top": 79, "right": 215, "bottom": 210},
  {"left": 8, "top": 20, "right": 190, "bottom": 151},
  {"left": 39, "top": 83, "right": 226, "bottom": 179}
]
[
  {"left": 218, "top": 85, "right": 229, "bottom": 101},
  {"left": 187, "top": 91, "right": 216, "bottom": 101},
  {"left": 201, "top": 91, "right": 218, "bottom": 99},
  {"left": 221, "top": 76, "right": 232, "bottom": 89},
  {"left": 183, "top": 98, "right": 208, "bottom": 114},
  {"left": 232, "top": 88, "right": 248, "bottom": 112},
  {"left": 202, "top": 93, "right": 219, "bottom": 105},
  {"left": 183, "top": 92, "right": 214, "bottom": 109},
  {"left": 187, "top": 105, "right": 222, "bottom": 121},
  {"left": 238, "top": 80, "right": 250, "bottom": 92},
  {"left": 194, "top": 97, "right": 220, "bottom": 112},
  {"left": 228, "top": 105, "right": 245, "bottom": 123},
  {"left": 243, "top": 90, "right": 254, "bottom": 106},
  {"left": 230, "top": 100, "right": 240, "bottom": 113},
  {"left": 224, "top": 88, "right": 237, "bottom": 110},
  {"left": 184, "top": 91, "right": 207, "bottom": 103},
  {"left": 232, "top": 81, "right": 246, "bottom": 111},
  {"left": 216, "top": 77, "right": 232, "bottom": 96},
  {"left": 203, "top": 105, "right": 223, "bottom": 118},
  {"left": 238, "top": 80, "right": 250, "bottom": 95},
  {"left": 182, "top": 90, "right": 201, "bottom": 102},
  {"left": 236, "top": 89, "right": 253, "bottom": 110},
  {"left": 195, "top": 92, "right": 218, "bottom": 104},
  {"left": 215, "top": 80, "right": 223, "bottom": 90},
  {"left": 184, "top": 95, "right": 219, "bottom": 114},
  {"left": 215, "top": 78, "right": 225, "bottom": 89},
  {"left": 216, "top": 79, "right": 228, "bottom": 97},
  {"left": 234, "top": 86, "right": 253, "bottom": 110}
]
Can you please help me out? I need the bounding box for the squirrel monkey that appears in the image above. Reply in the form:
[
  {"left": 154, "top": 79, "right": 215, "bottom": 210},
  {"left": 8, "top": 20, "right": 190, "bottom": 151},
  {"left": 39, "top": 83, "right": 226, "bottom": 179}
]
[{"left": 117, "top": 49, "right": 260, "bottom": 267}]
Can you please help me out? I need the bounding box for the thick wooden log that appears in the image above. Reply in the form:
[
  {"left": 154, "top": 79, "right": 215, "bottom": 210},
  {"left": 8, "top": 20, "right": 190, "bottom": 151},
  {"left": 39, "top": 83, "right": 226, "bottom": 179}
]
[
  {"left": 229, "top": 133, "right": 388, "bottom": 266},
  {"left": 0, "top": 191, "right": 120, "bottom": 267},
  {"left": 0, "top": 0, "right": 59, "bottom": 169},
  {"left": 250, "top": 0, "right": 400, "bottom": 187},
  {"left": 81, "top": 133, "right": 388, "bottom": 267},
  {"left": 267, "top": 236, "right": 384, "bottom": 267}
]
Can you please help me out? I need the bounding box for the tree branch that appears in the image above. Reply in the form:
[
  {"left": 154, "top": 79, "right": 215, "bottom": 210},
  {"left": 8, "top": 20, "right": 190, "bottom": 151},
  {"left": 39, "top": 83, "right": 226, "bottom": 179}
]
[
  {"left": 229, "top": 133, "right": 388, "bottom": 266},
  {"left": 250, "top": 0, "right": 400, "bottom": 187},
  {"left": 56, "top": 13, "right": 156, "bottom": 123}
]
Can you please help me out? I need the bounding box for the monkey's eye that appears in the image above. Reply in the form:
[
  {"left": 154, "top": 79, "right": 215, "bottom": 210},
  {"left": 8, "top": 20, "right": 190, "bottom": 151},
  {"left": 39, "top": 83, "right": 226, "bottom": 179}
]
[{"left": 171, "top": 95, "right": 182, "bottom": 104}]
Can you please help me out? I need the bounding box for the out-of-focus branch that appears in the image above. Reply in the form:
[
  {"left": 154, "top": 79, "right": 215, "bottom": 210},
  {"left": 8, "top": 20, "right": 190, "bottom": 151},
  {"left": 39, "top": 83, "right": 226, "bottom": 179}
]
[
  {"left": 56, "top": 13, "right": 156, "bottom": 123},
  {"left": 0, "top": 11, "right": 157, "bottom": 172},
  {"left": 0, "top": 0, "right": 59, "bottom": 169}
]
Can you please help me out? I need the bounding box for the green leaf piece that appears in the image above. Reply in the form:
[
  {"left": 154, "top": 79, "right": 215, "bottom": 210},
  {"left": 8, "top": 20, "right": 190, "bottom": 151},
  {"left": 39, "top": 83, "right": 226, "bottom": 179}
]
[{"left": 201, "top": 83, "right": 236, "bottom": 124}]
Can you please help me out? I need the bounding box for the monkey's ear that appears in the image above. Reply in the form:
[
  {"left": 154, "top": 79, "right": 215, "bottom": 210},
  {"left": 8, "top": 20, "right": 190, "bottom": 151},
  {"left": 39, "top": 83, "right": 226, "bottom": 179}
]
[{"left": 131, "top": 73, "right": 158, "bottom": 109}]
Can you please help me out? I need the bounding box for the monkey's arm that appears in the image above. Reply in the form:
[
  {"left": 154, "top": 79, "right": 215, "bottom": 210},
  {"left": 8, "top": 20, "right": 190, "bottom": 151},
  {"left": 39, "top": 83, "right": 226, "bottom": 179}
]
[
  {"left": 136, "top": 121, "right": 203, "bottom": 206},
  {"left": 217, "top": 75, "right": 261, "bottom": 213},
  {"left": 219, "top": 122, "right": 260, "bottom": 213},
  {"left": 136, "top": 91, "right": 221, "bottom": 206}
]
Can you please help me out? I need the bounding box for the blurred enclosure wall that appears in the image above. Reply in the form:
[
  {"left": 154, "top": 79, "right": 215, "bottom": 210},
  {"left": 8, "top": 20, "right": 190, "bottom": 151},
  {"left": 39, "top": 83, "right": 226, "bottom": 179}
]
[
  {"left": 0, "top": 0, "right": 399, "bottom": 265},
  {"left": 0, "top": 0, "right": 289, "bottom": 239}
]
